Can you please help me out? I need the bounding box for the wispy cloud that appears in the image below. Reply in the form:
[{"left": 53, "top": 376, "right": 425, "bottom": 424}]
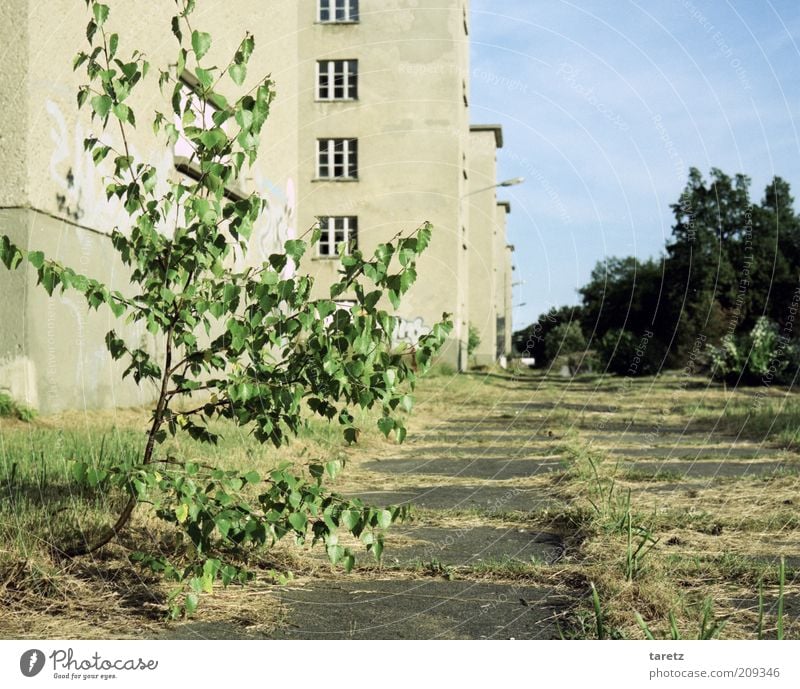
[{"left": 472, "top": 0, "right": 800, "bottom": 327}]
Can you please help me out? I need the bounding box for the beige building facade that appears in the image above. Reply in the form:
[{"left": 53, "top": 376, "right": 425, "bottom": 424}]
[{"left": 0, "top": 0, "right": 514, "bottom": 413}]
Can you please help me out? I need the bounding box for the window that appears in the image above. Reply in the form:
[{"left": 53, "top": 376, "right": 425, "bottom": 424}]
[
  {"left": 317, "top": 60, "right": 358, "bottom": 100},
  {"left": 319, "top": 0, "right": 359, "bottom": 22},
  {"left": 317, "top": 138, "right": 358, "bottom": 179},
  {"left": 317, "top": 216, "right": 358, "bottom": 256}
]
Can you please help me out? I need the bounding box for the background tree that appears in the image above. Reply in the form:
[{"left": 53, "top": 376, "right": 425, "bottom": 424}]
[
  {"left": 517, "top": 167, "right": 800, "bottom": 378},
  {"left": 512, "top": 305, "right": 584, "bottom": 367},
  {"left": 544, "top": 321, "right": 588, "bottom": 372},
  {"left": 664, "top": 168, "right": 747, "bottom": 363}
]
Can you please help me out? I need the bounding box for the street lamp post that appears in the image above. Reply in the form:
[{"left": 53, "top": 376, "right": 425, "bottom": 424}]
[{"left": 462, "top": 176, "right": 525, "bottom": 198}]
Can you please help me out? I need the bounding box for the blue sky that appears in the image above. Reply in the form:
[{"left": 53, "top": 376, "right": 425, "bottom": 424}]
[{"left": 470, "top": 0, "right": 800, "bottom": 330}]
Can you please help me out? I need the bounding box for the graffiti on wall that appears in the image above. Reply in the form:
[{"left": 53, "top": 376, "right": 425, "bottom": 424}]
[
  {"left": 46, "top": 98, "right": 175, "bottom": 235},
  {"left": 254, "top": 175, "right": 297, "bottom": 278},
  {"left": 393, "top": 317, "right": 431, "bottom": 346}
]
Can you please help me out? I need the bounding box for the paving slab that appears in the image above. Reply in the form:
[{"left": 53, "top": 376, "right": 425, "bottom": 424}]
[
  {"left": 364, "top": 456, "right": 564, "bottom": 480},
  {"left": 388, "top": 526, "right": 564, "bottom": 566},
  {"left": 402, "top": 443, "right": 563, "bottom": 456},
  {"left": 427, "top": 431, "right": 548, "bottom": 444},
  {"left": 612, "top": 446, "right": 780, "bottom": 460},
  {"left": 268, "top": 579, "right": 564, "bottom": 639},
  {"left": 346, "top": 485, "right": 557, "bottom": 513},
  {"left": 620, "top": 460, "right": 797, "bottom": 479},
  {"left": 160, "top": 622, "right": 265, "bottom": 640}
]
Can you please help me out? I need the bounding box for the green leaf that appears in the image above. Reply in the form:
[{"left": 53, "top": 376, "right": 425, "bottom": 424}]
[
  {"left": 340, "top": 510, "right": 359, "bottom": 531},
  {"left": 371, "top": 536, "right": 384, "bottom": 561},
  {"left": 327, "top": 544, "right": 344, "bottom": 565},
  {"left": 0, "top": 236, "right": 23, "bottom": 270},
  {"left": 284, "top": 239, "right": 306, "bottom": 263},
  {"left": 375, "top": 509, "right": 392, "bottom": 529},
  {"left": 93, "top": 3, "right": 109, "bottom": 25},
  {"left": 109, "top": 33, "right": 119, "bottom": 59},
  {"left": 90, "top": 94, "right": 112, "bottom": 119},
  {"left": 27, "top": 251, "right": 45, "bottom": 269},
  {"left": 229, "top": 63, "right": 246, "bottom": 86},
  {"left": 71, "top": 462, "right": 88, "bottom": 484},
  {"left": 377, "top": 416, "right": 394, "bottom": 438},
  {"left": 288, "top": 512, "right": 307, "bottom": 532},
  {"left": 243, "top": 470, "right": 260, "bottom": 484},
  {"left": 175, "top": 503, "right": 189, "bottom": 523},
  {"left": 195, "top": 67, "right": 214, "bottom": 90},
  {"left": 113, "top": 102, "right": 129, "bottom": 122},
  {"left": 192, "top": 30, "right": 212, "bottom": 60},
  {"left": 343, "top": 553, "right": 355, "bottom": 573},
  {"left": 184, "top": 593, "right": 199, "bottom": 616}
]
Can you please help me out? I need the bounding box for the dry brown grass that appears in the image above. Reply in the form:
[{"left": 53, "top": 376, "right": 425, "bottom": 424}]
[{"left": 2, "top": 368, "right": 799, "bottom": 638}]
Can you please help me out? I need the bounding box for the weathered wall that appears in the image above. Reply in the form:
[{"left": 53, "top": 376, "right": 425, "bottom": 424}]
[
  {"left": 0, "top": 0, "right": 29, "bottom": 207},
  {"left": 504, "top": 242, "right": 514, "bottom": 356},
  {"left": 0, "top": 0, "right": 509, "bottom": 411},
  {"left": 297, "top": 0, "right": 471, "bottom": 369},
  {"left": 467, "top": 127, "right": 500, "bottom": 367},
  {"left": 494, "top": 202, "right": 510, "bottom": 358},
  {"left": 0, "top": 1, "right": 299, "bottom": 412}
]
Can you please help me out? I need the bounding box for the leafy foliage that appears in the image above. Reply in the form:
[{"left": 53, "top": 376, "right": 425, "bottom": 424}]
[
  {"left": 0, "top": 391, "right": 36, "bottom": 422},
  {"left": 512, "top": 305, "right": 583, "bottom": 367},
  {"left": 467, "top": 323, "right": 481, "bottom": 357},
  {"left": 543, "top": 321, "right": 587, "bottom": 365},
  {"left": 0, "top": 0, "right": 451, "bottom": 617},
  {"left": 516, "top": 167, "right": 800, "bottom": 377},
  {"left": 595, "top": 328, "right": 661, "bottom": 376},
  {"left": 708, "top": 316, "right": 799, "bottom": 385}
]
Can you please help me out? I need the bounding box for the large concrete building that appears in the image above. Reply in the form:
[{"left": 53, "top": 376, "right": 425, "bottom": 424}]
[{"left": 0, "top": 0, "right": 515, "bottom": 413}]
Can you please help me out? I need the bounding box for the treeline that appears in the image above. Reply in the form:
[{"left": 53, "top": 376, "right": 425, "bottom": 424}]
[{"left": 514, "top": 167, "right": 800, "bottom": 383}]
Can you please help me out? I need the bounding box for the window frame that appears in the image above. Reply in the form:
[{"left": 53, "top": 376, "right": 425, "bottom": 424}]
[
  {"left": 316, "top": 138, "right": 359, "bottom": 180},
  {"left": 318, "top": 0, "right": 360, "bottom": 23},
  {"left": 316, "top": 59, "right": 359, "bottom": 101},
  {"left": 316, "top": 216, "right": 358, "bottom": 258}
]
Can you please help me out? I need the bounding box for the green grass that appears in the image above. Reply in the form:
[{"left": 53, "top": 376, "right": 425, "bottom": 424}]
[
  {"left": 687, "top": 397, "right": 800, "bottom": 446},
  {"left": 3, "top": 370, "right": 799, "bottom": 639},
  {"left": 0, "top": 391, "right": 35, "bottom": 422}
]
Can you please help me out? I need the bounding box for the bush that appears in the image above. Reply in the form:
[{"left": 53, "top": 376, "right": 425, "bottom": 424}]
[
  {"left": 708, "top": 317, "right": 799, "bottom": 385},
  {"left": 595, "top": 328, "right": 661, "bottom": 376},
  {"left": 0, "top": 391, "right": 35, "bottom": 422},
  {"left": 544, "top": 321, "right": 586, "bottom": 364},
  {"left": 467, "top": 324, "right": 481, "bottom": 358}
]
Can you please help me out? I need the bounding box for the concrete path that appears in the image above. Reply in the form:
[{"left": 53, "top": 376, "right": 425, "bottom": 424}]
[{"left": 163, "top": 373, "right": 798, "bottom": 640}]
